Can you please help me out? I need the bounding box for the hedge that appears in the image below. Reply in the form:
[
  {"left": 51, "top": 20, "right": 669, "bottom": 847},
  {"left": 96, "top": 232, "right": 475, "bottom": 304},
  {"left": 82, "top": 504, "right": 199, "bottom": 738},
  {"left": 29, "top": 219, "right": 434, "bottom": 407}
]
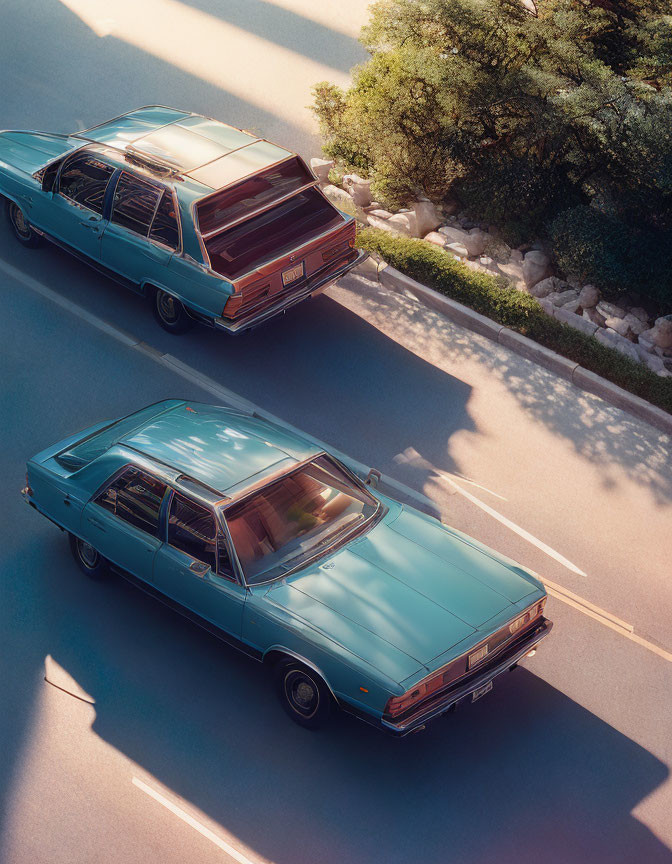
[{"left": 356, "top": 228, "right": 672, "bottom": 415}]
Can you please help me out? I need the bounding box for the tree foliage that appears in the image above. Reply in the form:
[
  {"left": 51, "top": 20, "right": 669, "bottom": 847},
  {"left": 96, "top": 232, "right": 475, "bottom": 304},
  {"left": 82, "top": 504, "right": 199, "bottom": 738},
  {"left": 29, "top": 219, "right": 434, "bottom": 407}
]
[{"left": 312, "top": 0, "right": 672, "bottom": 301}]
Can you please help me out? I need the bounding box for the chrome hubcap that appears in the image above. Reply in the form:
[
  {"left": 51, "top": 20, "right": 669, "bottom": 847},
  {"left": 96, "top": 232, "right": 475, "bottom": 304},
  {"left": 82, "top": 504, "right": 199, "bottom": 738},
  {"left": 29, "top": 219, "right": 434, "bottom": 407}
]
[
  {"left": 285, "top": 670, "right": 319, "bottom": 717},
  {"left": 11, "top": 205, "right": 30, "bottom": 238},
  {"left": 78, "top": 540, "right": 98, "bottom": 569},
  {"left": 157, "top": 291, "right": 179, "bottom": 323}
]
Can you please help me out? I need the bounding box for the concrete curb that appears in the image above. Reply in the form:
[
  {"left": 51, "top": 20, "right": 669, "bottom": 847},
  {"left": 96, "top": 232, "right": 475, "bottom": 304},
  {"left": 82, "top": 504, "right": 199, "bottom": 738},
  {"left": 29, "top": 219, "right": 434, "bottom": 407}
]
[{"left": 354, "top": 261, "right": 672, "bottom": 435}]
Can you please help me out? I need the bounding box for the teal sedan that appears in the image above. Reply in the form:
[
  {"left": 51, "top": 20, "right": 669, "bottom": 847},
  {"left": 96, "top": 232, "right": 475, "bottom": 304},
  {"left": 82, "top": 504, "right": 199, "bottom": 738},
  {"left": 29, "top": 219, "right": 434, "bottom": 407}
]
[
  {"left": 0, "top": 106, "right": 364, "bottom": 333},
  {"left": 23, "top": 400, "right": 552, "bottom": 734}
]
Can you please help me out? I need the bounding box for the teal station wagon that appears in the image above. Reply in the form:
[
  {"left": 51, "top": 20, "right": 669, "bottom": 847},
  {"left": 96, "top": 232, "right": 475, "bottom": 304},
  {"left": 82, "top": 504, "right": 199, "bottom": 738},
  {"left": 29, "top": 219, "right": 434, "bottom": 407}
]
[
  {"left": 23, "top": 401, "right": 552, "bottom": 734},
  {"left": 0, "top": 106, "right": 364, "bottom": 333}
]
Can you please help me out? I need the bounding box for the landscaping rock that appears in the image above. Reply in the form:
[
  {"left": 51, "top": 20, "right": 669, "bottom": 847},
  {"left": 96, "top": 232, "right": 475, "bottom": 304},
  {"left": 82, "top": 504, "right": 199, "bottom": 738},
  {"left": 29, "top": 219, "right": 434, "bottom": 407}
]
[
  {"left": 622, "top": 313, "right": 647, "bottom": 336},
  {"left": 368, "top": 208, "right": 394, "bottom": 219},
  {"left": 554, "top": 306, "right": 598, "bottom": 336},
  {"left": 413, "top": 200, "right": 442, "bottom": 236},
  {"left": 562, "top": 298, "right": 581, "bottom": 314},
  {"left": 367, "top": 214, "right": 405, "bottom": 234},
  {"left": 388, "top": 212, "right": 418, "bottom": 236},
  {"left": 578, "top": 284, "right": 600, "bottom": 309},
  {"left": 596, "top": 328, "right": 640, "bottom": 361},
  {"left": 538, "top": 297, "right": 555, "bottom": 316},
  {"left": 548, "top": 289, "right": 579, "bottom": 307},
  {"left": 641, "top": 352, "right": 667, "bottom": 374},
  {"left": 605, "top": 316, "right": 633, "bottom": 338},
  {"left": 509, "top": 249, "right": 523, "bottom": 264},
  {"left": 596, "top": 301, "right": 626, "bottom": 319},
  {"left": 343, "top": 174, "right": 372, "bottom": 208},
  {"left": 438, "top": 225, "right": 486, "bottom": 257},
  {"left": 637, "top": 328, "right": 656, "bottom": 352},
  {"left": 423, "top": 231, "right": 447, "bottom": 247},
  {"left": 522, "top": 250, "right": 551, "bottom": 289},
  {"left": 583, "top": 308, "right": 607, "bottom": 327},
  {"left": 629, "top": 306, "right": 650, "bottom": 323},
  {"left": 310, "top": 157, "right": 334, "bottom": 183},
  {"left": 323, "top": 184, "right": 353, "bottom": 208},
  {"left": 445, "top": 242, "right": 469, "bottom": 258},
  {"left": 530, "top": 276, "right": 570, "bottom": 299},
  {"left": 652, "top": 317, "right": 672, "bottom": 349}
]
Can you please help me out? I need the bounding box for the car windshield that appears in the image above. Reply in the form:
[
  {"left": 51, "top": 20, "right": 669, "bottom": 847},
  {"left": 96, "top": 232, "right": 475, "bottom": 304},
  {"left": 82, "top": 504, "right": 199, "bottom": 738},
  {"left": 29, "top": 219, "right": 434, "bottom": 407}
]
[{"left": 224, "top": 455, "right": 379, "bottom": 584}]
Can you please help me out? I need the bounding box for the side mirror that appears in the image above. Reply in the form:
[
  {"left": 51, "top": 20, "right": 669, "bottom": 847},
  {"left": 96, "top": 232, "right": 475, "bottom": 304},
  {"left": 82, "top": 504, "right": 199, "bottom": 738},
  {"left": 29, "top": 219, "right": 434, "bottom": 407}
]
[
  {"left": 365, "top": 468, "right": 381, "bottom": 488},
  {"left": 189, "top": 560, "right": 211, "bottom": 577}
]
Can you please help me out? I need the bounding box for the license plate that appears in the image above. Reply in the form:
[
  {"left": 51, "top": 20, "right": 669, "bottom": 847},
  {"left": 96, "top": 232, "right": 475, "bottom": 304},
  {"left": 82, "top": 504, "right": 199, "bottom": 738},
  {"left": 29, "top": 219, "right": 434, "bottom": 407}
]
[
  {"left": 281, "top": 262, "right": 304, "bottom": 286},
  {"left": 471, "top": 681, "right": 493, "bottom": 702},
  {"left": 468, "top": 644, "right": 488, "bottom": 669}
]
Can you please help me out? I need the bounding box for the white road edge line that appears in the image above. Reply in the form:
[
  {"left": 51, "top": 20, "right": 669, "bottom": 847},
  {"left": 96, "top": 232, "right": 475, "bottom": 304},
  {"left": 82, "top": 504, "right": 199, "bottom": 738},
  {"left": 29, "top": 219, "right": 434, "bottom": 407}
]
[
  {"left": 6, "top": 258, "right": 671, "bottom": 662},
  {"left": 435, "top": 472, "right": 588, "bottom": 578},
  {"left": 132, "top": 777, "right": 260, "bottom": 864}
]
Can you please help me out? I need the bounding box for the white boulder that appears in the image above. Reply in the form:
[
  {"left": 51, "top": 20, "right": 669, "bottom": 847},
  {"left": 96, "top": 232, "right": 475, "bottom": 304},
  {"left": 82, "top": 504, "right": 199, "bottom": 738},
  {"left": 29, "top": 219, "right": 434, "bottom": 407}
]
[
  {"left": 548, "top": 289, "right": 579, "bottom": 307},
  {"left": 438, "top": 225, "right": 487, "bottom": 257},
  {"left": 652, "top": 317, "right": 672, "bottom": 349},
  {"left": 388, "top": 212, "right": 418, "bottom": 236},
  {"left": 522, "top": 250, "right": 551, "bottom": 289},
  {"left": 578, "top": 284, "right": 600, "bottom": 309},
  {"left": 423, "top": 231, "right": 447, "bottom": 247},
  {"left": 343, "top": 174, "right": 372, "bottom": 208},
  {"left": 596, "top": 301, "right": 626, "bottom": 319},
  {"left": 310, "top": 157, "right": 334, "bottom": 183},
  {"left": 554, "top": 306, "right": 598, "bottom": 336},
  {"left": 529, "top": 276, "right": 570, "bottom": 299},
  {"left": 323, "top": 184, "right": 353, "bottom": 208},
  {"left": 446, "top": 242, "right": 469, "bottom": 258},
  {"left": 368, "top": 208, "right": 394, "bottom": 219},
  {"left": 413, "top": 200, "right": 442, "bottom": 236},
  {"left": 596, "top": 328, "right": 640, "bottom": 361}
]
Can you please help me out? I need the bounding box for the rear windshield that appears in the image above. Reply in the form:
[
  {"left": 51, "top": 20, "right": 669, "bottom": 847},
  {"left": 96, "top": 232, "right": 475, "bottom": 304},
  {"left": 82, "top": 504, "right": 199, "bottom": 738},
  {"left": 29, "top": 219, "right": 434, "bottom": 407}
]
[
  {"left": 55, "top": 403, "right": 176, "bottom": 470},
  {"left": 196, "top": 157, "right": 313, "bottom": 235},
  {"left": 204, "top": 188, "right": 343, "bottom": 280}
]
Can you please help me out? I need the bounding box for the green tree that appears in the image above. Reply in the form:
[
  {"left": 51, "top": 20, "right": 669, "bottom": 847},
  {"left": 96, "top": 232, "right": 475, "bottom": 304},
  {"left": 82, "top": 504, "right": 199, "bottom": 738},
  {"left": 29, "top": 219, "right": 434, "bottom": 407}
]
[{"left": 312, "top": 0, "right": 672, "bottom": 302}]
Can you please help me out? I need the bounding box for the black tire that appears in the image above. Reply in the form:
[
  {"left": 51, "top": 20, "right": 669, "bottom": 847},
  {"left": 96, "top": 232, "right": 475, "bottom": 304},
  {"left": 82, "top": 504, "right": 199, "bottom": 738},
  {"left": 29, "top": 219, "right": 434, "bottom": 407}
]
[
  {"left": 152, "top": 287, "right": 195, "bottom": 334},
  {"left": 69, "top": 533, "right": 109, "bottom": 580},
  {"left": 6, "top": 199, "right": 43, "bottom": 247},
  {"left": 274, "top": 661, "right": 334, "bottom": 730}
]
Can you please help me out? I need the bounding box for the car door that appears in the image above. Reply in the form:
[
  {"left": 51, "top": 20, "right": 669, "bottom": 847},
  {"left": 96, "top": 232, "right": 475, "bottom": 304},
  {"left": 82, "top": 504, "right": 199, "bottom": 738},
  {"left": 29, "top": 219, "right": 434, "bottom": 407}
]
[
  {"left": 100, "top": 173, "right": 176, "bottom": 286},
  {"left": 152, "top": 490, "right": 246, "bottom": 639},
  {"left": 39, "top": 151, "right": 115, "bottom": 259},
  {"left": 80, "top": 465, "right": 167, "bottom": 583}
]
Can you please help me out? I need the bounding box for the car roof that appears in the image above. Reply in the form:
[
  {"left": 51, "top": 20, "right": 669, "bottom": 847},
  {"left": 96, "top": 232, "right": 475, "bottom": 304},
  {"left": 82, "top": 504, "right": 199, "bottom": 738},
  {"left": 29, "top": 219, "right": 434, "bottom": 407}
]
[
  {"left": 72, "top": 105, "right": 295, "bottom": 197},
  {"left": 120, "top": 401, "right": 320, "bottom": 496}
]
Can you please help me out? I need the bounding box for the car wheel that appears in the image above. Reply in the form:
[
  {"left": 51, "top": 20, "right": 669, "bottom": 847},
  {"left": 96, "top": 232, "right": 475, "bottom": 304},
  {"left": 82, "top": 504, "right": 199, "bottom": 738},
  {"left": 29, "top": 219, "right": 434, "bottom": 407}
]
[
  {"left": 152, "top": 288, "right": 195, "bottom": 334},
  {"left": 274, "top": 661, "right": 334, "bottom": 730},
  {"left": 6, "top": 200, "right": 42, "bottom": 247},
  {"left": 69, "top": 533, "right": 108, "bottom": 580}
]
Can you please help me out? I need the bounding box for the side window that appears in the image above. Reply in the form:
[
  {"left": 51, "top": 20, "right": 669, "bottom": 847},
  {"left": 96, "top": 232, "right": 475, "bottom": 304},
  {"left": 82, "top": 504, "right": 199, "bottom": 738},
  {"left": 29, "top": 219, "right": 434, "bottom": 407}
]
[
  {"left": 96, "top": 466, "right": 167, "bottom": 537},
  {"left": 111, "top": 172, "right": 162, "bottom": 237},
  {"left": 149, "top": 191, "right": 179, "bottom": 250},
  {"left": 168, "top": 492, "right": 217, "bottom": 571},
  {"left": 58, "top": 154, "right": 114, "bottom": 214}
]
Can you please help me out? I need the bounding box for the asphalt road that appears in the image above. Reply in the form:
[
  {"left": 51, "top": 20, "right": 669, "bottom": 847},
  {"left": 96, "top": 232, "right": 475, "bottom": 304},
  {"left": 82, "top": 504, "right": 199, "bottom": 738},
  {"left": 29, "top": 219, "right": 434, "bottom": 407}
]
[{"left": 1, "top": 2, "right": 671, "bottom": 863}]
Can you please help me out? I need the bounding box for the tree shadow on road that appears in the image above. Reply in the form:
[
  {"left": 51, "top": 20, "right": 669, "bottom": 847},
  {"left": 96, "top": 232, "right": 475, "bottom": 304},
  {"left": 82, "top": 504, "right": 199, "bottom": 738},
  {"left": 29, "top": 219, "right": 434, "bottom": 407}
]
[{"left": 332, "top": 277, "right": 672, "bottom": 507}]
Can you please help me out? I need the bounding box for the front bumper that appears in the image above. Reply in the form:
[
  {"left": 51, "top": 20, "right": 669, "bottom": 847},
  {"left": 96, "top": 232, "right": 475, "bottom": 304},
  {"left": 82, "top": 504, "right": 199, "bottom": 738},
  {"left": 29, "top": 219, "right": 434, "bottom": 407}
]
[
  {"left": 380, "top": 618, "right": 553, "bottom": 736},
  {"left": 213, "top": 249, "right": 368, "bottom": 335}
]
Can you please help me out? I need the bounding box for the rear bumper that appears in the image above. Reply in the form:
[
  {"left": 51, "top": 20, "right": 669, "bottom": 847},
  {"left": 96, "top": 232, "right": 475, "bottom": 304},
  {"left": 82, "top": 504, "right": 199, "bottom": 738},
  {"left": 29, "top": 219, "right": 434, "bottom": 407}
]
[
  {"left": 376, "top": 618, "right": 553, "bottom": 737},
  {"left": 213, "top": 249, "right": 368, "bottom": 334}
]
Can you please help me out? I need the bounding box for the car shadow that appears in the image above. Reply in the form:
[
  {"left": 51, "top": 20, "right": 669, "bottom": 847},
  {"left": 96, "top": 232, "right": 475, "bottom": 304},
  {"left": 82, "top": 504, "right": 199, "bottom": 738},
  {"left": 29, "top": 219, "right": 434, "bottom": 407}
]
[{"left": 2, "top": 538, "right": 670, "bottom": 864}]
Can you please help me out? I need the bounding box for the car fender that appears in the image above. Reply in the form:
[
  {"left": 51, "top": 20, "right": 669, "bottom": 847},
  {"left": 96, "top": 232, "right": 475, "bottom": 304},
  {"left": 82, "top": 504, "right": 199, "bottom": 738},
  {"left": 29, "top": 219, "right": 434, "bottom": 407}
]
[{"left": 262, "top": 645, "right": 338, "bottom": 701}]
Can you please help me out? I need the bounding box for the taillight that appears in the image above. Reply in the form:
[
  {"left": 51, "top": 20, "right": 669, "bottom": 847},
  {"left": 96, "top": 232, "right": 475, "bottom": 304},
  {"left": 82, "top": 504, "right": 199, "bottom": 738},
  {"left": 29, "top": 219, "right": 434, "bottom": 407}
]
[{"left": 384, "top": 670, "right": 447, "bottom": 718}]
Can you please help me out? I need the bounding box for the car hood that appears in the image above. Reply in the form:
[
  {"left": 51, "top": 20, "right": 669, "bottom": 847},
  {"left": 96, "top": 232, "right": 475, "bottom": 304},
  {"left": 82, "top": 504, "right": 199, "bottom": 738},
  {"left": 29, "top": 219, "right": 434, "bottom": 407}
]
[
  {"left": 0, "top": 131, "right": 80, "bottom": 174},
  {"left": 265, "top": 506, "right": 542, "bottom": 683}
]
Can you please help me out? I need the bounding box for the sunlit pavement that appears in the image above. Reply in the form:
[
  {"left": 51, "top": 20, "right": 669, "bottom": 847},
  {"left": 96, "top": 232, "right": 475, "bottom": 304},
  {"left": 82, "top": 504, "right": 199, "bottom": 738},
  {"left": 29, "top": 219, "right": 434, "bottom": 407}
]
[{"left": 1, "top": 2, "right": 671, "bottom": 862}]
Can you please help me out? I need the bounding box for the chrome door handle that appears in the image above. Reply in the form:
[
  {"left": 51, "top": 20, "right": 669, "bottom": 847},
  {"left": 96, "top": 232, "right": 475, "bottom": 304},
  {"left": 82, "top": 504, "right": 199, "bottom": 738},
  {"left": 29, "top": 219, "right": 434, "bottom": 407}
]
[{"left": 81, "top": 222, "right": 100, "bottom": 232}]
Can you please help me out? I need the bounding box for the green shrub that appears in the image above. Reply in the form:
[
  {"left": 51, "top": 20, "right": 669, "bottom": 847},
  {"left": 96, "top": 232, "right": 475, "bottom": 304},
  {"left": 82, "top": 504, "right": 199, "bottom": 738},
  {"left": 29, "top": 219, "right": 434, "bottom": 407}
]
[
  {"left": 357, "top": 228, "right": 672, "bottom": 414},
  {"left": 550, "top": 206, "right": 672, "bottom": 307}
]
